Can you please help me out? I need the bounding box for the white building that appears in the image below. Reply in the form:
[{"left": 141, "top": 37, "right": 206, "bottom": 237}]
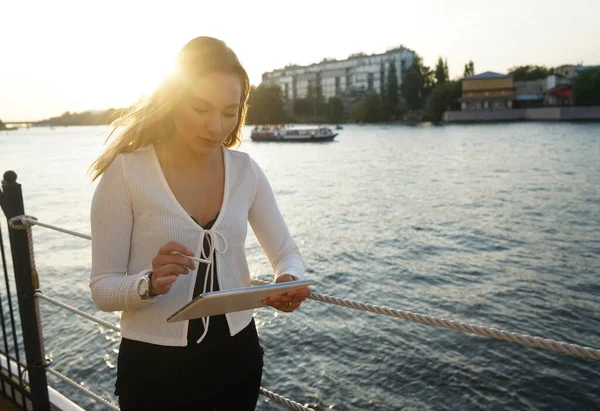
[{"left": 261, "top": 46, "right": 416, "bottom": 102}]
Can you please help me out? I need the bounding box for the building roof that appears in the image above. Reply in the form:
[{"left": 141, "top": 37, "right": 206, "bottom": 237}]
[
  {"left": 263, "top": 46, "right": 416, "bottom": 76},
  {"left": 464, "top": 71, "right": 510, "bottom": 80}
]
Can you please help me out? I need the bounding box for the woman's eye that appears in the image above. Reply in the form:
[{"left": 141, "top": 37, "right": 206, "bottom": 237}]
[
  {"left": 223, "top": 112, "right": 237, "bottom": 118},
  {"left": 194, "top": 107, "right": 209, "bottom": 114}
]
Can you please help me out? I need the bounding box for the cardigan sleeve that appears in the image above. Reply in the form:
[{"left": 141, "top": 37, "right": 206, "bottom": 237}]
[
  {"left": 248, "top": 159, "right": 305, "bottom": 280},
  {"left": 89, "top": 155, "right": 156, "bottom": 312}
]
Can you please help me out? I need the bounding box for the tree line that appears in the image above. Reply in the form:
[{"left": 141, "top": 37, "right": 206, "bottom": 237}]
[
  {"left": 14, "top": 63, "right": 599, "bottom": 127},
  {"left": 246, "top": 59, "right": 600, "bottom": 124},
  {"left": 34, "top": 108, "right": 129, "bottom": 127}
]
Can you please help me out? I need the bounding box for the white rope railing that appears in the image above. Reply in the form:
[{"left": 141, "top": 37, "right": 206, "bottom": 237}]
[
  {"left": 9, "top": 216, "right": 600, "bottom": 361},
  {"left": 47, "top": 368, "right": 119, "bottom": 410},
  {"left": 36, "top": 293, "right": 120, "bottom": 333},
  {"left": 8, "top": 216, "right": 91, "bottom": 240},
  {"left": 251, "top": 281, "right": 600, "bottom": 361},
  {"left": 259, "top": 388, "right": 315, "bottom": 411}
]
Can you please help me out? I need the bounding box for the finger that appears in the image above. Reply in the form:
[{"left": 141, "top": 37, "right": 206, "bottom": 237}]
[
  {"left": 158, "top": 242, "right": 194, "bottom": 257},
  {"left": 155, "top": 275, "right": 177, "bottom": 288},
  {"left": 262, "top": 295, "right": 280, "bottom": 304},
  {"left": 261, "top": 297, "right": 276, "bottom": 306},
  {"left": 153, "top": 284, "right": 173, "bottom": 296},
  {"left": 286, "top": 287, "right": 311, "bottom": 298},
  {"left": 266, "top": 294, "right": 293, "bottom": 304},
  {"left": 276, "top": 301, "right": 298, "bottom": 312},
  {"left": 275, "top": 274, "right": 296, "bottom": 283},
  {"left": 152, "top": 275, "right": 177, "bottom": 295},
  {"left": 154, "top": 264, "right": 191, "bottom": 279},
  {"left": 271, "top": 302, "right": 285, "bottom": 311},
  {"left": 262, "top": 299, "right": 291, "bottom": 310},
  {"left": 153, "top": 254, "right": 196, "bottom": 271}
]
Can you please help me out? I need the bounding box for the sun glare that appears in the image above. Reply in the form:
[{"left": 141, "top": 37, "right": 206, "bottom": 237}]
[
  {"left": 136, "top": 60, "right": 178, "bottom": 98},
  {"left": 89, "top": 54, "right": 179, "bottom": 111}
]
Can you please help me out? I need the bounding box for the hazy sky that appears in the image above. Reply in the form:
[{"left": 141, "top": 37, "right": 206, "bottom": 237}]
[{"left": 1, "top": 0, "right": 598, "bottom": 121}]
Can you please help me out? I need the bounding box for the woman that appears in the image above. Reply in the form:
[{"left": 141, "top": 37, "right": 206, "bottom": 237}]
[{"left": 88, "top": 36, "right": 310, "bottom": 410}]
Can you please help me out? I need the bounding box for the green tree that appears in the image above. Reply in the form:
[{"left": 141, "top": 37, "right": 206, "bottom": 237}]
[
  {"left": 401, "top": 55, "right": 431, "bottom": 110},
  {"left": 573, "top": 68, "right": 600, "bottom": 106},
  {"left": 508, "top": 65, "right": 554, "bottom": 81},
  {"left": 386, "top": 61, "right": 399, "bottom": 110},
  {"left": 315, "top": 83, "right": 327, "bottom": 116},
  {"left": 307, "top": 83, "right": 314, "bottom": 102},
  {"left": 293, "top": 98, "right": 314, "bottom": 117},
  {"left": 300, "top": 81, "right": 327, "bottom": 117},
  {"left": 246, "top": 84, "right": 286, "bottom": 124},
  {"left": 327, "top": 97, "right": 345, "bottom": 123},
  {"left": 402, "top": 64, "right": 423, "bottom": 110},
  {"left": 463, "top": 60, "right": 475, "bottom": 78},
  {"left": 429, "top": 81, "right": 462, "bottom": 123},
  {"left": 352, "top": 94, "right": 385, "bottom": 123},
  {"left": 434, "top": 57, "right": 449, "bottom": 85},
  {"left": 34, "top": 106, "right": 134, "bottom": 127},
  {"left": 379, "top": 63, "right": 385, "bottom": 96}
]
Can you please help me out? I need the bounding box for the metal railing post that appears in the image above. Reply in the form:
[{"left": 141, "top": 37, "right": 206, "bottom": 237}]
[{"left": 0, "top": 171, "right": 50, "bottom": 411}]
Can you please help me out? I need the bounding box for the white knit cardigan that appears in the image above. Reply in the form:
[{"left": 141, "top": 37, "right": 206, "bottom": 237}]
[{"left": 89, "top": 145, "right": 304, "bottom": 346}]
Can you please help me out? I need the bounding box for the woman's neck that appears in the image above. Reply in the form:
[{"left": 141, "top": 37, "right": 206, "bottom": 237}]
[{"left": 155, "top": 139, "right": 221, "bottom": 175}]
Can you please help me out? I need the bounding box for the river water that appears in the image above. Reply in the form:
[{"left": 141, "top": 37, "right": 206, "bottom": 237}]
[{"left": 1, "top": 123, "right": 599, "bottom": 410}]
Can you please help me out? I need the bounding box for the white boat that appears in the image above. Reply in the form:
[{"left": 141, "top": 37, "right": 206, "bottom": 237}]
[{"left": 250, "top": 125, "right": 338, "bottom": 142}]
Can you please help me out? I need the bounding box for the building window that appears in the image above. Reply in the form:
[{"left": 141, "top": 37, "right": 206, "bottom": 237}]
[
  {"left": 367, "top": 73, "right": 374, "bottom": 91},
  {"left": 335, "top": 76, "right": 341, "bottom": 95}
]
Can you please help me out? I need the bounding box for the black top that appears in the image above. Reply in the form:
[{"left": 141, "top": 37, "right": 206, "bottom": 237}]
[
  {"left": 187, "top": 214, "right": 225, "bottom": 343},
  {"left": 115, "top": 214, "right": 263, "bottom": 405}
]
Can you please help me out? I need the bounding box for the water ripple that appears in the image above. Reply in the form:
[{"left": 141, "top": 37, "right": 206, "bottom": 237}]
[{"left": 1, "top": 123, "right": 599, "bottom": 410}]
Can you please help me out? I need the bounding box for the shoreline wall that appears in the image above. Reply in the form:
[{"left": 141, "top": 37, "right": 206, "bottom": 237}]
[{"left": 444, "top": 106, "right": 600, "bottom": 123}]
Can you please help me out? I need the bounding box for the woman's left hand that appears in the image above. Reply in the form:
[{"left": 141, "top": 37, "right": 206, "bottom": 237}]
[{"left": 261, "top": 274, "right": 311, "bottom": 313}]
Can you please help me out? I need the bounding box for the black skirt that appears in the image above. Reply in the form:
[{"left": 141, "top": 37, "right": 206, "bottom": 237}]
[{"left": 115, "top": 215, "right": 263, "bottom": 409}]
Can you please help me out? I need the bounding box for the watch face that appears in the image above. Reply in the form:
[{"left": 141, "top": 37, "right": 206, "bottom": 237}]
[{"left": 138, "top": 277, "right": 149, "bottom": 296}]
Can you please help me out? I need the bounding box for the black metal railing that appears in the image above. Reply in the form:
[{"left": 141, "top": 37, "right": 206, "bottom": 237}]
[
  {"left": 0, "top": 221, "right": 27, "bottom": 408},
  {"left": 0, "top": 171, "right": 51, "bottom": 411}
]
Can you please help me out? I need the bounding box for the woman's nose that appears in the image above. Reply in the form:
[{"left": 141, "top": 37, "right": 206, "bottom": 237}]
[{"left": 206, "top": 112, "right": 222, "bottom": 134}]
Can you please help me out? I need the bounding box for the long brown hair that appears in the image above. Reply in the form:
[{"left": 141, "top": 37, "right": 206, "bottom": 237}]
[{"left": 88, "top": 36, "right": 250, "bottom": 181}]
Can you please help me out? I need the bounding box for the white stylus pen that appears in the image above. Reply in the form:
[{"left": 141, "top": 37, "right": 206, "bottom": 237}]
[{"left": 173, "top": 252, "right": 211, "bottom": 264}]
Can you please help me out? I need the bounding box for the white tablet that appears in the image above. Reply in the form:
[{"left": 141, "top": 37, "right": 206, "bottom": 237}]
[{"left": 167, "top": 279, "right": 314, "bottom": 323}]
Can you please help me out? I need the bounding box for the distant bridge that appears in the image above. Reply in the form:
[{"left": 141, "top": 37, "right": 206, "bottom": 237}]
[{"left": 3, "top": 121, "right": 38, "bottom": 126}]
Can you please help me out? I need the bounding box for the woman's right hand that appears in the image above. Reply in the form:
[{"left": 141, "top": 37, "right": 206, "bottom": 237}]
[{"left": 150, "top": 241, "right": 196, "bottom": 296}]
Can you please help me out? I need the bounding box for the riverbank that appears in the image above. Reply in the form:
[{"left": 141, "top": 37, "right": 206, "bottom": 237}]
[{"left": 444, "top": 106, "right": 600, "bottom": 123}]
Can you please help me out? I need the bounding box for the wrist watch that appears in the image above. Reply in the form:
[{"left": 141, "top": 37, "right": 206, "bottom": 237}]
[{"left": 137, "top": 271, "right": 153, "bottom": 300}]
